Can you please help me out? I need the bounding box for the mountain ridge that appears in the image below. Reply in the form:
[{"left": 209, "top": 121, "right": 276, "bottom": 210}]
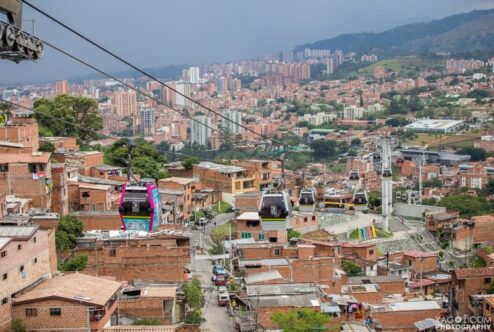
[{"left": 294, "top": 9, "right": 494, "bottom": 56}]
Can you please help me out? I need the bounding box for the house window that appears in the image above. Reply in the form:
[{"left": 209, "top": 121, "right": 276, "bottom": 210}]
[
  {"left": 2, "top": 273, "right": 7, "bottom": 280},
  {"left": 82, "top": 192, "right": 90, "bottom": 198},
  {"left": 50, "top": 308, "right": 61, "bottom": 316},
  {"left": 26, "top": 308, "right": 37, "bottom": 317},
  {"left": 33, "top": 257, "right": 37, "bottom": 264},
  {"left": 33, "top": 237, "right": 36, "bottom": 243},
  {"left": 304, "top": 217, "right": 308, "bottom": 223},
  {"left": 0, "top": 164, "right": 8, "bottom": 172},
  {"left": 1, "top": 298, "right": 7, "bottom": 305},
  {"left": 485, "top": 278, "right": 492, "bottom": 284},
  {"left": 258, "top": 233, "right": 264, "bottom": 241},
  {"left": 369, "top": 249, "right": 374, "bottom": 255},
  {"left": 241, "top": 232, "right": 251, "bottom": 239},
  {"left": 273, "top": 248, "right": 281, "bottom": 256},
  {"left": 19, "top": 265, "right": 24, "bottom": 273},
  {"left": 17, "top": 244, "right": 22, "bottom": 250},
  {"left": 0, "top": 251, "right": 5, "bottom": 258},
  {"left": 109, "top": 249, "right": 116, "bottom": 257}
]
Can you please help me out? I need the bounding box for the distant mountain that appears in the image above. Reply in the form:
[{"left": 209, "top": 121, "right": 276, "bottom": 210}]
[{"left": 295, "top": 9, "right": 494, "bottom": 56}]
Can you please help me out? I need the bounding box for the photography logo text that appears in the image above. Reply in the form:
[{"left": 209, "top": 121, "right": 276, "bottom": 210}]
[{"left": 437, "top": 316, "right": 491, "bottom": 330}]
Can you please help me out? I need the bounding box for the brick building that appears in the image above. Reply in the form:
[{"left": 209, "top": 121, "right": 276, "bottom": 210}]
[
  {"left": 119, "top": 286, "right": 177, "bottom": 324},
  {"left": 371, "top": 301, "right": 443, "bottom": 331},
  {"left": 39, "top": 136, "right": 79, "bottom": 153},
  {"left": 0, "top": 153, "right": 53, "bottom": 209},
  {"left": 0, "top": 226, "right": 53, "bottom": 332},
  {"left": 192, "top": 162, "right": 256, "bottom": 205},
  {"left": 232, "top": 160, "right": 273, "bottom": 191},
  {"left": 68, "top": 182, "right": 113, "bottom": 212},
  {"left": 71, "top": 211, "right": 122, "bottom": 231},
  {"left": 73, "top": 230, "right": 190, "bottom": 282},
  {"left": 451, "top": 267, "right": 494, "bottom": 315},
  {"left": 158, "top": 177, "right": 195, "bottom": 223},
  {"left": 425, "top": 211, "right": 460, "bottom": 233},
  {"left": 12, "top": 273, "right": 121, "bottom": 332},
  {"left": 0, "top": 118, "right": 39, "bottom": 152},
  {"left": 347, "top": 275, "right": 404, "bottom": 295},
  {"left": 235, "top": 212, "right": 287, "bottom": 243}
]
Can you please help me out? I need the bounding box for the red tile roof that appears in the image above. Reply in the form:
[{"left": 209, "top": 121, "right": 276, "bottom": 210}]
[
  {"left": 453, "top": 267, "right": 494, "bottom": 279},
  {"left": 409, "top": 279, "right": 436, "bottom": 288},
  {"left": 1, "top": 152, "right": 51, "bottom": 164},
  {"left": 404, "top": 251, "right": 437, "bottom": 258}
]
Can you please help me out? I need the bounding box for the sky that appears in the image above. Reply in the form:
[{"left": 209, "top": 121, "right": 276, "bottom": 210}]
[{"left": 1, "top": 0, "right": 493, "bottom": 85}]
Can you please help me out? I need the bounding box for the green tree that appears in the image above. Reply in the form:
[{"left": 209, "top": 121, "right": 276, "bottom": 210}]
[
  {"left": 467, "top": 89, "right": 491, "bottom": 99},
  {"left": 272, "top": 308, "right": 330, "bottom": 332},
  {"left": 33, "top": 95, "right": 103, "bottom": 142},
  {"left": 181, "top": 157, "right": 200, "bottom": 170},
  {"left": 183, "top": 278, "right": 203, "bottom": 310},
  {"left": 342, "top": 260, "right": 363, "bottom": 276},
  {"left": 60, "top": 255, "right": 88, "bottom": 271},
  {"left": 310, "top": 140, "right": 337, "bottom": 159},
  {"left": 457, "top": 147, "right": 487, "bottom": 162},
  {"left": 288, "top": 229, "right": 302, "bottom": 240},
  {"left": 385, "top": 116, "right": 409, "bottom": 127},
  {"left": 485, "top": 179, "right": 494, "bottom": 196},
  {"left": 133, "top": 319, "right": 162, "bottom": 325},
  {"left": 438, "top": 194, "right": 493, "bottom": 218},
  {"left": 423, "top": 177, "right": 443, "bottom": 188},
  {"left": 55, "top": 215, "right": 83, "bottom": 252},
  {"left": 104, "top": 138, "right": 168, "bottom": 179},
  {"left": 38, "top": 141, "right": 55, "bottom": 153},
  {"left": 257, "top": 98, "right": 267, "bottom": 107},
  {"left": 351, "top": 138, "right": 361, "bottom": 146}
]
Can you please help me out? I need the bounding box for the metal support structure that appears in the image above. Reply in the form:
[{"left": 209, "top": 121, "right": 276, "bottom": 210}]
[{"left": 381, "top": 140, "right": 393, "bottom": 232}]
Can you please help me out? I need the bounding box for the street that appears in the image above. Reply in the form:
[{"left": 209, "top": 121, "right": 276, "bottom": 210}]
[{"left": 190, "top": 212, "right": 235, "bottom": 331}]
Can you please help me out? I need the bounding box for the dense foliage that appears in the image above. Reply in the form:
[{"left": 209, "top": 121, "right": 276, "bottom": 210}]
[
  {"left": 33, "top": 95, "right": 103, "bottom": 142},
  {"left": 59, "top": 255, "right": 88, "bottom": 271},
  {"left": 272, "top": 308, "right": 330, "bottom": 332},
  {"left": 55, "top": 216, "right": 83, "bottom": 252},
  {"left": 183, "top": 278, "right": 204, "bottom": 324}
]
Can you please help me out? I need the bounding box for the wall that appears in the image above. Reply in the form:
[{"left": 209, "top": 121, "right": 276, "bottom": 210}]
[
  {"left": 119, "top": 297, "right": 174, "bottom": 324},
  {"left": 393, "top": 203, "right": 445, "bottom": 219},
  {"left": 72, "top": 211, "right": 122, "bottom": 231},
  {"left": 12, "top": 299, "right": 89, "bottom": 331},
  {"left": 372, "top": 308, "right": 442, "bottom": 331}
]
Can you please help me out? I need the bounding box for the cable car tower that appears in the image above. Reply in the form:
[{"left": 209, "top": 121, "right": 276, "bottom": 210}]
[
  {"left": 0, "top": 0, "right": 44, "bottom": 62},
  {"left": 381, "top": 140, "right": 393, "bottom": 232}
]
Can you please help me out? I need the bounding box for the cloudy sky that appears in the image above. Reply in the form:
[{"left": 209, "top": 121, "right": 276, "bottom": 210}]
[{"left": 1, "top": 0, "right": 493, "bottom": 84}]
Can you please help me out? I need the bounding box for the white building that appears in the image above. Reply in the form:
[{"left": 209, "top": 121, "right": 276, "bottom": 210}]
[
  {"left": 170, "top": 142, "right": 184, "bottom": 152},
  {"left": 299, "top": 112, "right": 337, "bottom": 126},
  {"left": 188, "top": 66, "right": 200, "bottom": 84},
  {"left": 222, "top": 109, "right": 243, "bottom": 134},
  {"left": 343, "top": 106, "right": 365, "bottom": 120},
  {"left": 367, "top": 103, "right": 383, "bottom": 113},
  {"left": 404, "top": 119, "right": 465, "bottom": 134},
  {"left": 175, "top": 82, "right": 192, "bottom": 107},
  {"left": 191, "top": 115, "right": 212, "bottom": 146}
]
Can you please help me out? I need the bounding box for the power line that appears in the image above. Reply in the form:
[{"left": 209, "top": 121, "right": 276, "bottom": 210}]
[{"left": 21, "top": 0, "right": 285, "bottom": 148}]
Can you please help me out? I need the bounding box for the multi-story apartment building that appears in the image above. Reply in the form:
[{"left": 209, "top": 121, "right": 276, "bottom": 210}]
[
  {"left": 0, "top": 117, "right": 39, "bottom": 152},
  {"left": 451, "top": 267, "right": 494, "bottom": 315},
  {"left": 0, "top": 153, "right": 52, "bottom": 209},
  {"left": 190, "top": 115, "right": 212, "bottom": 146},
  {"left": 158, "top": 177, "right": 195, "bottom": 223},
  {"left": 139, "top": 108, "right": 155, "bottom": 135},
  {"left": 112, "top": 90, "right": 137, "bottom": 117},
  {"left": 222, "top": 109, "right": 243, "bottom": 134},
  {"left": 192, "top": 162, "right": 256, "bottom": 204},
  {"left": 0, "top": 226, "right": 53, "bottom": 332},
  {"left": 232, "top": 160, "right": 272, "bottom": 191}
]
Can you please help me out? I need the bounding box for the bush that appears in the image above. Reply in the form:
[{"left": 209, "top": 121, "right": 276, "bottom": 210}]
[
  {"left": 185, "top": 310, "right": 203, "bottom": 324},
  {"left": 288, "top": 229, "right": 301, "bottom": 240},
  {"left": 133, "top": 319, "right": 162, "bottom": 325},
  {"left": 208, "top": 244, "right": 224, "bottom": 255},
  {"left": 342, "top": 260, "right": 363, "bottom": 277},
  {"left": 56, "top": 216, "right": 83, "bottom": 252},
  {"left": 12, "top": 319, "right": 26, "bottom": 332},
  {"left": 60, "top": 255, "right": 88, "bottom": 271}
]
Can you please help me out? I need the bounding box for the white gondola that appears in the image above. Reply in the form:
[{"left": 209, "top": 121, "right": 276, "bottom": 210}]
[
  {"left": 352, "top": 189, "right": 368, "bottom": 212},
  {"left": 298, "top": 188, "right": 316, "bottom": 212},
  {"left": 348, "top": 169, "right": 360, "bottom": 181},
  {"left": 259, "top": 191, "right": 292, "bottom": 222}
]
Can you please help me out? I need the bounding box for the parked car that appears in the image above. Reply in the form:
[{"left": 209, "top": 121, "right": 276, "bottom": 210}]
[
  {"left": 213, "top": 264, "right": 227, "bottom": 276},
  {"left": 214, "top": 274, "right": 227, "bottom": 286},
  {"left": 196, "top": 217, "right": 208, "bottom": 226},
  {"left": 218, "top": 286, "right": 228, "bottom": 294},
  {"left": 218, "top": 293, "right": 229, "bottom": 306}
]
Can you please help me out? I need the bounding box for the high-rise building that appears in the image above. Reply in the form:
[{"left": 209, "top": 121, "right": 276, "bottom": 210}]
[
  {"left": 188, "top": 66, "right": 200, "bottom": 84},
  {"left": 112, "top": 90, "right": 137, "bottom": 117},
  {"left": 55, "top": 80, "right": 69, "bottom": 95},
  {"left": 174, "top": 82, "right": 192, "bottom": 107},
  {"left": 222, "top": 109, "right": 243, "bottom": 134},
  {"left": 191, "top": 115, "right": 212, "bottom": 146},
  {"left": 140, "top": 108, "right": 155, "bottom": 135}
]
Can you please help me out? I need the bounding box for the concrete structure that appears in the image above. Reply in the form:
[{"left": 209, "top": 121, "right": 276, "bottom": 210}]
[
  {"left": 404, "top": 119, "right": 464, "bottom": 133},
  {"left": 222, "top": 109, "right": 243, "bottom": 134},
  {"left": 140, "top": 108, "right": 156, "bottom": 135},
  {"left": 451, "top": 267, "right": 494, "bottom": 315},
  {"left": 190, "top": 115, "right": 212, "bottom": 146}
]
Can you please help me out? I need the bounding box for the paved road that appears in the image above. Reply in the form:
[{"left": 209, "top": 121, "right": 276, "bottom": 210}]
[{"left": 189, "top": 212, "right": 235, "bottom": 331}]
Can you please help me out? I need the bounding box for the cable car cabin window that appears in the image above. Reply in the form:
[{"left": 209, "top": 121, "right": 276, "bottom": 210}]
[
  {"left": 0, "top": 164, "right": 7, "bottom": 172},
  {"left": 122, "top": 189, "right": 152, "bottom": 216},
  {"left": 259, "top": 197, "right": 288, "bottom": 218}
]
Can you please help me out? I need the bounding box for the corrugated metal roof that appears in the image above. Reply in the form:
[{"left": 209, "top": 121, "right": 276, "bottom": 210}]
[
  {"left": 196, "top": 161, "right": 246, "bottom": 173},
  {"left": 244, "top": 271, "right": 282, "bottom": 284},
  {"left": 252, "top": 294, "right": 319, "bottom": 308},
  {"left": 103, "top": 326, "right": 177, "bottom": 332},
  {"left": 0, "top": 237, "right": 12, "bottom": 250},
  {"left": 246, "top": 283, "right": 317, "bottom": 297},
  {"left": 0, "top": 226, "right": 38, "bottom": 239},
  {"left": 141, "top": 286, "right": 176, "bottom": 298}
]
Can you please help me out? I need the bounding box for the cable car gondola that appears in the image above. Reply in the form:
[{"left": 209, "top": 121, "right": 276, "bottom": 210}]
[
  {"left": 348, "top": 169, "right": 360, "bottom": 181},
  {"left": 298, "top": 188, "right": 316, "bottom": 211},
  {"left": 259, "top": 191, "right": 292, "bottom": 222},
  {"left": 382, "top": 168, "right": 392, "bottom": 178},
  {"left": 118, "top": 181, "right": 161, "bottom": 231},
  {"left": 352, "top": 189, "right": 368, "bottom": 212}
]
